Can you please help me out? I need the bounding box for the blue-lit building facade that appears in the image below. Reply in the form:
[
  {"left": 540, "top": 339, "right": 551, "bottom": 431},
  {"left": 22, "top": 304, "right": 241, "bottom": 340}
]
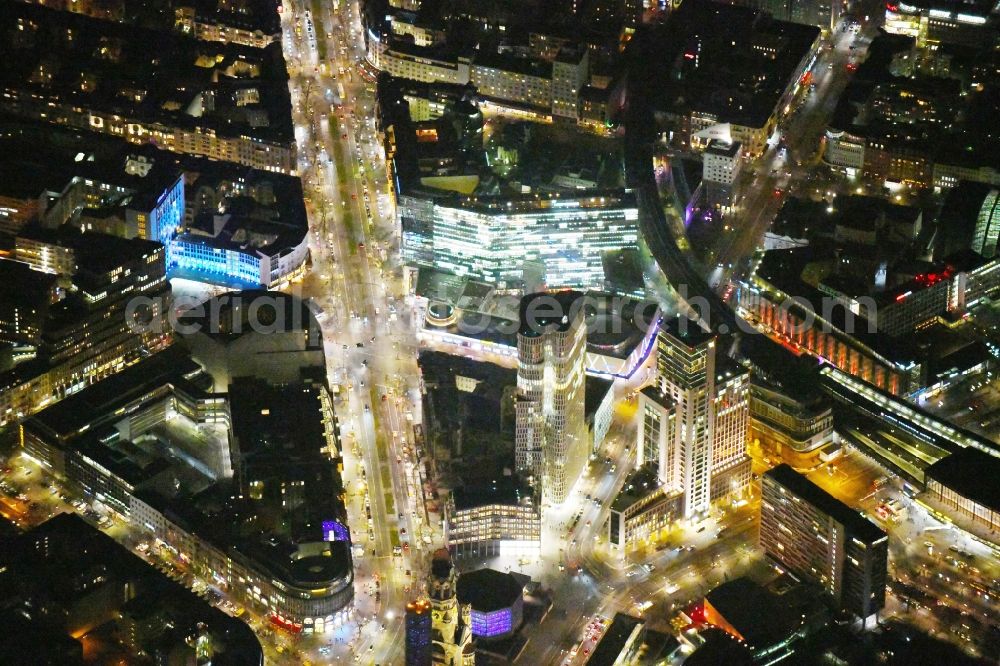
[
  {"left": 170, "top": 235, "right": 268, "bottom": 286},
  {"left": 455, "top": 568, "right": 525, "bottom": 641},
  {"left": 125, "top": 154, "right": 312, "bottom": 290},
  {"left": 470, "top": 606, "right": 520, "bottom": 639},
  {"left": 134, "top": 173, "right": 184, "bottom": 247},
  {"left": 168, "top": 228, "right": 310, "bottom": 288},
  {"left": 400, "top": 191, "right": 639, "bottom": 289},
  {"left": 405, "top": 600, "right": 433, "bottom": 666}
]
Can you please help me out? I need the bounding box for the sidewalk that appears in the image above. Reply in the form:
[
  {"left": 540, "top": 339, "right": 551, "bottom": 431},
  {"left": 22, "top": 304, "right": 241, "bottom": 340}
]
[{"left": 914, "top": 494, "right": 1000, "bottom": 555}]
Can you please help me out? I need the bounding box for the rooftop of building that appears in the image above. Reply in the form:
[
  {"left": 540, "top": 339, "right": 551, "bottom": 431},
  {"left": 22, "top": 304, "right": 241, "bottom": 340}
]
[
  {"left": 705, "top": 140, "right": 741, "bottom": 158},
  {"left": 228, "top": 374, "right": 347, "bottom": 539},
  {"left": 601, "top": 248, "right": 645, "bottom": 295},
  {"left": 611, "top": 464, "right": 662, "bottom": 513},
  {"left": 0, "top": 258, "right": 57, "bottom": 302},
  {"left": 229, "top": 375, "right": 330, "bottom": 462},
  {"left": 377, "top": 81, "right": 483, "bottom": 195},
  {"left": 0, "top": 512, "right": 263, "bottom": 664},
  {"left": 174, "top": 212, "right": 307, "bottom": 261},
  {"left": 913, "top": 320, "right": 994, "bottom": 381},
  {"left": 754, "top": 246, "right": 922, "bottom": 364},
  {"left": 452, "top": 190, "right": 638, "bottom": 215},
  {"left": 380, "top": 74, "right": 477, "bottom": 108},
  {"left": 638, "top": 0, "right": 820, "bottom": 129},
  {"left": 33, "top": 0, "right": 283, "bottom": 36},
  {"left": 451, "top": 469, "right": 534, "bottom": 511},
  {"left": 586, "top": 613, "right": 644, "bottom": 666},
  {"left": 832, "top": 32, "right": 1000, "bottom": 165},
  {"left": 18, "top": 225, "right": 163, "bottom": 275},
  {"left": 585, "top": 375, "right": 614, "bottom": 417},
  {"left": 426, "top": 305, "right": 520, "bottom": 347},
  {"left": 0, "top": 609, "right": 85, "bottom": 665},
  {"left": 833, "top": 195, "right": 922, "bottom": 230},
  {"left": 765, "top": 464, "right": 887, "bottom": 542},
  {"left": 239, "top": 537, "right": 353, "bottom": 590},
  {"left": 26, "top": 348, "right": 352, "bottom": 595},
  {"left": 925, "top": 446, "right": 1000, "bottom": 511},
  {"left": 579, "top": 83, "right": 612, "bottom": 103},
  {"left": 24, "top": 345, "right": 204, "bottom": 438},
  {"left": 0, "top": 120, "right": 181, "bottom": 203},
  {"left": 75, "top": 430, "right": 175, "bottom": 488},
  {"left": 177, "top": 290, "right": 322, "bottom": 344},
  {"left": 585, "top": 293, "right": 659, "bottom": 358},
  {"left": 382, "top": 28, "right": 476, "bottom": 63},
  {"left": 0, "top": 2, "right": 293, "bottom": 144},
  {"left": 640, "top": 384, "right": 674, "bottom": 410},
  {"left": 186, "top": 164, "right": 307, "bottom": 224},
  {"left": 456, "top": 568, "right": 524, "bottom": 612},
  {"left": 179, "top": 0, "right": 282, "bottom": 34},
  {"left": 703, "top": 576, "right": 821, "bottom": 651},
  {"left": 554, "top": 44, "right": 587, "bottom": 64},
  {"left": 737, "top": 333, "right": 826, "bottom": 403},
  {"left": 0, "top": 115, "right": 304, "bottom": 227},
  {"left": 518, "top": 289, "right": 585, "bottom": 336},
  {"left": 474, "top": 51, "right": 553, "bottom": 79},
  {"left": 855, "top": 31, "right": 918, "bottom": 84},
  {"left": 770, "top": 196, "right": 828, "bottom": 241},
  {"left": 749, "top": 379, "right": 832, "bottom": 422},
  {"left": 715, "top": 353, "right": 750, "bottom": 386},
  {"left": 633, "top": 629, "right": 682, "bottom": 665},
  {"left": 684, "top": 627, "right": 753, "bottom": 665},
  {"left": 659, "top": 315, "right": 716, "bottom": 349}
]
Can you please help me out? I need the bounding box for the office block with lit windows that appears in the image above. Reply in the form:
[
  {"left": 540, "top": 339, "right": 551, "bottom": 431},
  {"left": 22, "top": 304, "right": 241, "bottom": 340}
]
[
  {"left": 0, "top": 229, "right": 170, "bottom": 426},
  {"left": 760, "top": 464, "right": 888, "bottom": 619},
  {"left": 0, "top": 3, "right": 295, "bottom": 173},
  {"left": 445, "top": 471, "right": 540, "bottom": 556}
]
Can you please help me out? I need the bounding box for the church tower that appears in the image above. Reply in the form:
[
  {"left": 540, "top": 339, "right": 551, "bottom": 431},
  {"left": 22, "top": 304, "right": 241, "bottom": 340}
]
[{"left": 428, "top": 548, "right": 475, "bottom": 666}]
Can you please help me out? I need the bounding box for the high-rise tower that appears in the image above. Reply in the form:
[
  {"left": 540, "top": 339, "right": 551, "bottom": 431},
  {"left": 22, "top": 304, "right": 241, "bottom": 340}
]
[
  {"left": 637, "top": 317, "right": 750, "bottom": 517},
  {"left": 515, "top": 290, "right": 588, "bottom": 505}
]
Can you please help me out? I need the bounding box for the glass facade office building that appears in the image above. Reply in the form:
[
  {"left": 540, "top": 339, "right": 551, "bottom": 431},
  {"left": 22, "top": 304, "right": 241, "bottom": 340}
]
[{"left": 401, "top": 191, "right": 639, "bottom": 289}]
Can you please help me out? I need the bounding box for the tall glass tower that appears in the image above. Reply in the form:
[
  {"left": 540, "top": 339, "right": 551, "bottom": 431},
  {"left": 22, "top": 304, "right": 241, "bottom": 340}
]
[
  {"left": 515, "top": 290, "right": 588, "bottom": 505},
  {"left": 650, "top": 317, "right": 750, "bottom": 518}
]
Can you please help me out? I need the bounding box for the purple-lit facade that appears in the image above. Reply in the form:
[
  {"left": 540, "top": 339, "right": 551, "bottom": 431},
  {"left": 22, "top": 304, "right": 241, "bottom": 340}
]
[
  {"left": 322, "top": 520, "right": 350, "bottom": 542},
  {"left": 470, "top": 604, "right": 520, "bottom": 639},
  {"left": 457, "top": 567, "right": 526, "bottom": 641}
]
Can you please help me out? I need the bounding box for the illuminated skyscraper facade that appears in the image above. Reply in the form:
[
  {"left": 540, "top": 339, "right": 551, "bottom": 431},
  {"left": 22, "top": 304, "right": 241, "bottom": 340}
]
[
  {"left": 643, "top": 318, "right": 750, "bottom": 518},
  {"left": 515, "top": 291, "right": 588, "bottom": 505},
  {"left": 973, "top": 188, "right": 1000, "bottom": 258}
]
